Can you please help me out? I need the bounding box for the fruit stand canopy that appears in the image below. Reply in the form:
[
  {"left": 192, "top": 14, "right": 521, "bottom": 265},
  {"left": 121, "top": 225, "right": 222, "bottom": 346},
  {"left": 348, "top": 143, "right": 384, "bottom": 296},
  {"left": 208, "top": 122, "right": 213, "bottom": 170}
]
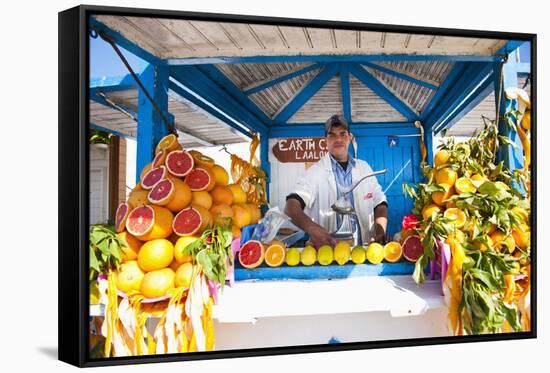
[{"left": 89, "top": 15, "right": 529, "bottom": 149}]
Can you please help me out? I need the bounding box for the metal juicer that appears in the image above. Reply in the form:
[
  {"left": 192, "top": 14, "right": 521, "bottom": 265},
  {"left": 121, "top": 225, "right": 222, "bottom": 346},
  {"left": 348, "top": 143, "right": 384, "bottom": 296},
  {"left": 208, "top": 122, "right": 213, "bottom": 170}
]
[{"left": 330, "top": 169, "right": 387, "bottom": 246}]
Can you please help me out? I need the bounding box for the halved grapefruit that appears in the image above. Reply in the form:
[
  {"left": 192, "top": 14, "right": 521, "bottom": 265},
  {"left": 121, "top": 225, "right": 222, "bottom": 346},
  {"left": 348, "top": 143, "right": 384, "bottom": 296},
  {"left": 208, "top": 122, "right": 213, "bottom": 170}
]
[
  {"left": 152, "top": 149, "right": 168, "bottom": 168},
  {"left": 185, "top": 167, "right": 216, "bottom": 192},
  {"left": 238, "top": 240, "right": 264, "bottom": 269},
  {"left": 402, "top": 235, "right": 423, "bottom": 262},
  {"left": 165, "top": 150, "right": 194, "bottom": 177},
  {"left": 115, "top": 202, "right": 130, "bottom": 232},
  {"left": 141, "top": 166, "right": 167, "bottom": 190},
  {"left": 172, "top": 205, "right": 211, "bottom": 237},
  {"left": 148, "top": 179, "right": 176, "bottom": 206},
  {"left": 126, "top": 205, "right": 174, "bottom": 241}
]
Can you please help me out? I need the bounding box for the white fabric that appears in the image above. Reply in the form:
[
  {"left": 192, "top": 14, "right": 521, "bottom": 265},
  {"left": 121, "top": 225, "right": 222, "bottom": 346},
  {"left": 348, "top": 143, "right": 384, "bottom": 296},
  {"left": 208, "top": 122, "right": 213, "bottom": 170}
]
[{"left": 293, "top": 154, "right": 386, "bottom": 243}]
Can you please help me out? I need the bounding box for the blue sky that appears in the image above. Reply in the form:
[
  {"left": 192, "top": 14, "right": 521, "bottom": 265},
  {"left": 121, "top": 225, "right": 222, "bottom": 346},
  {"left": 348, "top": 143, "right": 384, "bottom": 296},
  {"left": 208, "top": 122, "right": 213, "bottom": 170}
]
[{"left": 90, "top": 36, "right": 146, "bottom": 78}]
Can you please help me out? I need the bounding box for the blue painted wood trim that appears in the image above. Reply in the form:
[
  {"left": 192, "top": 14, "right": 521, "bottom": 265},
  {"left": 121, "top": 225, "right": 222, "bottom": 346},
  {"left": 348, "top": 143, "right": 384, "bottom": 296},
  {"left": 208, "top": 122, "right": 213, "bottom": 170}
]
[
  {"left": 420, "top": 62, "right": 466, "bottom": 122},
  {"left": 234, "top": 261, "right": 417, "bottom": 281},
  {"left": 271, "top": 121, "right": 413, "bottom": 128},
  {"left": 424, "top": 124, "right": 434, "bottom": 167},
  {"left": 90, "top": 122, "right": 133, "bottom": 140},
  {"left": 89, "top": 74, "right": 137, "bottom": 93},
  {"left": 90, "top": 92, "right": 137, "bottom": 120},
  {"left": 340, "top": 64, "right": 352, "bottom": 123},
  {"left": 166, "top": 54, "right": 502, "bottom": 66},
  {"left": 136, "top": 64, "right": 171, "bottom": 183},
  {"left": 268, "top": 123, "right": 419, "bottom": 138},
  {"left": 274, "top": 64, "right": 338, "bottom": 123},
  {"left": 89, "top": 18, "right": 164, "bottom": 66},
  {"left": 170, "top": 66, "right": 269, "bottom": 136},
  {"left": 194, "top": 65, "right": 274, "bottom": 126},
  {"left": 362, "top": 62, "right": 438, "bottom": 90},
  {"left": 243, "top": 63, "right": 323, "bottom": 95},
  {"left": 168, "top": 79, "right": 253, "bottom": 141},
  {"left": 425, "top": 62, "right": 493, "bottom": 132},
  {"left": 349, "top": 64, "right": 418, "bottom": 121}
]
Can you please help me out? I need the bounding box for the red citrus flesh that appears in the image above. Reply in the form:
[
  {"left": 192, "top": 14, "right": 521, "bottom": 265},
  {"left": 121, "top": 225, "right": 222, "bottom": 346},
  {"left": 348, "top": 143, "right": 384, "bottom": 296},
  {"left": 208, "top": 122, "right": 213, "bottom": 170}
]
[
  {"left": 185, "top": 168, "right": 213, "bottom": 191},
  {"left": 114, "top": 202, "right": 129, "bottom": 232},
  {"left": 152, "top": 149, "right": 167, "bottom": 167},
  {"left": 147, "top": 179, "right": 175, "bottom": 205},
  {"left": 126, "top": 205, "right": 155, "bottom": 237},
  {"left": 141, "top": 166, "right": 166, "bottom": 189},
  {"left": 165, "top": 150, "right": 194, "bottom": 177},
  {"left": 172, "top": 207, "right": 202, "bottom": 236},
  {"left": 238, "top": 240, "right": 264, "bottom": 269},
  {"left": 402, "top": 235, "right": 423, "bottom": 262}
]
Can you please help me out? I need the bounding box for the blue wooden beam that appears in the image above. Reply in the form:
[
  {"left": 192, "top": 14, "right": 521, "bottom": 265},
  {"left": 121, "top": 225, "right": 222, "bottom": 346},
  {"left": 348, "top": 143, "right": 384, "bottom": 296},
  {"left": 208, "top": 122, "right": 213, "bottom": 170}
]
[
  {"left": 268, "top": 122, "right": 418, "bottom": 138},
  {"left": 420, "top": 62, "right": 466, "bottom": 121},
  {"left": 168, "top": 78, "right": 253, "bottom": 141},
  {"left": 349, "top": 64, "right": 418, "bottom": 121},
  {"left": 165, "top": 54, "right": 503, "bottom": 66},
  {"left": 90, "top": 92, "right": 137, "bottom": 121},
  {"left": 243, "top": 63, "right": 323, "bottom": 95},
  {"left": 90, "top": 74, "right": 137, "bottom": 93},
  {"left": 425, "top": 62, "right": 493, "bottom": 133},
  {"left": 340, "top": 64, "right": 352, "bottom": 123},
  {"left": 274, "top": 64, "right": 338, "bottom": 124},
  {"left": 362, "top": 62, "right": 438, "bottom": 90},
  {"left": 136, "top": 64, "right": 171, "bottom": 183},
  {"left": 170, "top": 66, "right": 269, "bottom": 136}
]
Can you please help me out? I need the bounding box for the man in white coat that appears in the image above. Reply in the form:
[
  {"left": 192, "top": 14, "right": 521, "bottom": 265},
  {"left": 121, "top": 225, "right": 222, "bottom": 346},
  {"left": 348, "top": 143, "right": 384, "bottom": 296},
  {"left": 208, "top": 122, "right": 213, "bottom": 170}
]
[{"left": 284, "top": 114, "right": 388, "bottom": 248}]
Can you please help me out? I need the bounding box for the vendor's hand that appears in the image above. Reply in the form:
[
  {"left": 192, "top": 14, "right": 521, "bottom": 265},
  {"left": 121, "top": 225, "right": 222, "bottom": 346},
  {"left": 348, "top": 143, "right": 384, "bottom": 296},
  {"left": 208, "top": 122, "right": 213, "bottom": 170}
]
[
  {"left": 305, "top": 224, "right": 336, "bottom": 248},
  {"left": 371, "top": 224, "right": 387, "bottom": 244}
]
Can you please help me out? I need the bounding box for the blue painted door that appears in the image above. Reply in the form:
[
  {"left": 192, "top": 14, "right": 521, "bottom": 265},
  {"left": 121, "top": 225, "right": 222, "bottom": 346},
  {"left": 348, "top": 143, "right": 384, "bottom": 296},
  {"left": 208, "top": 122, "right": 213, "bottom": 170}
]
[{"left": 355, "top": 135, "right": 423, "bottom": 239}]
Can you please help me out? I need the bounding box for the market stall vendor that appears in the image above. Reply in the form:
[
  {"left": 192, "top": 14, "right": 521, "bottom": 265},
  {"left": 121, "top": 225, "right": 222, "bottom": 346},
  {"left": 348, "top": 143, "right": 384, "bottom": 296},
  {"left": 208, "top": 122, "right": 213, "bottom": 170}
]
[{"left": 284, "top": 114, "right": 388, "bottom": 248}]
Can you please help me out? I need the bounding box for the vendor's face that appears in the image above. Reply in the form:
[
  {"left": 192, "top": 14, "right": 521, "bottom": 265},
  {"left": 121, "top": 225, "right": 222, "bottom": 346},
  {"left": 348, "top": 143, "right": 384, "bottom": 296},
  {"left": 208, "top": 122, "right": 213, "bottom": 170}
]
[{"left": 326, "top": 127, "right": 351, "bottom": 161}]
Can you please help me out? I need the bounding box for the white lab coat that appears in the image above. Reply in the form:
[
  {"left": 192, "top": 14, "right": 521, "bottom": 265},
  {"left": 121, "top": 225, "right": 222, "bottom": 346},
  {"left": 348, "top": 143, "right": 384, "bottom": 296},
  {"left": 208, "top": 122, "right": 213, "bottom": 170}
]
[{"left": 293, "top": 154, "right": 387, "bottom": 243}]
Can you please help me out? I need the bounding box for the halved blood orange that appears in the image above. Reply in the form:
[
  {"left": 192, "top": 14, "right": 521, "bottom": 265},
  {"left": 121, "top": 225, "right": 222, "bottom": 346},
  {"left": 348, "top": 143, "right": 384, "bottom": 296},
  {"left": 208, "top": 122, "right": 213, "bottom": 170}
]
[
  {"left": 148, "top": 179, "right": 176, "bottom": 206},
  {"left": 126, "top": 205, "right": 174, "bottom": 241},
  {"left": 264, "top": 243, "right": 286, "bottom": 267},
  {"left": 402, "top": 235, "right": 423, "bottom": 262},
  {"left": 141, "top": 166, "right": 167, "bottom": 190},
  {"left": 185, "top": 167, "right": 216, "bottom": 192},
  {"left": 165, "top": 150, "right": 194, "bottom": 177},
  {"left": 238, "top": 240, "right": 265, "bottom": 269},
  {"left": 152, "top": 149, "right": 168, "bottom": 168},
  {"left": 115, "top": 202, "right": 130, "bottom": 232},
  {"left": 172, "top": 205, "right": 211, "bottom": 237}
]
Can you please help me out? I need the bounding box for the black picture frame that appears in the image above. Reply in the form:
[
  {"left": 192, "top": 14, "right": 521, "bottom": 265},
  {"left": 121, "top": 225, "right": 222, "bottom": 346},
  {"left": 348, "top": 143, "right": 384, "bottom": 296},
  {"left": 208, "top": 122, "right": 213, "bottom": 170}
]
[{"left": 58, "top": 4, "right": 536, "bottom": 367}]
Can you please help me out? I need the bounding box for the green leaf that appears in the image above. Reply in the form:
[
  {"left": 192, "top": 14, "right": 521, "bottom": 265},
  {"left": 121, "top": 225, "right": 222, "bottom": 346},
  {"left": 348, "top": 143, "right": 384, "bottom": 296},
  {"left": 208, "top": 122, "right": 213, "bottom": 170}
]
[
  {"left": 89, "top": 249, "right": 100, "bottom": 273},
  {"left": 412, "top": 255, "right": 427, "bottom": 284},
  {"left": 470, "top": 268, "right": 500, "bottom": 291},
  {"left": 502, "top": 303, "right": 522, "bottom": 332}
]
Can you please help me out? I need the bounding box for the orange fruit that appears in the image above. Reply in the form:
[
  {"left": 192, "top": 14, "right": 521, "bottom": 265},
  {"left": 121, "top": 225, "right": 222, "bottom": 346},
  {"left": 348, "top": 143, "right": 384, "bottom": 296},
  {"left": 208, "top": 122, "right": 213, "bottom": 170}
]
[
  {"left": 115, "top": 261, "right": 145, "bottom": 293},
  {"left": 246, "top": 203, "right": 262, "bottom": 224},
  {"left": 231, "top": 225, "right": 242, "bottom": 239},
  {"left": 264, "top": 242, "right": 286, "bottom": 267},
  {"left": 174, "top": 236, "right": 199, "bottom": 263},
  {"left": 134, "top": 205, "right": 174, "bottom": 241},
  {"left": 432, "top": 183, "right": 454, "bottom": 206},
  {"left": 512, "top": 224, "right": 530, "bottom": 250},
  {"left": 443, "top": 208, "right": 467, "bottom": 228},
  {"left": 474, "top": 236, "right": 493, "bottom": 252},
  {"left": 175, "top": 262, "right": 194, "bottom": 288},
  {"left": 227, "top": 184, "right": 247, "bottom": 204},
  {"left": 188, "top": 150, "right": 215, "bottom": 169},
  {"left": 211, "top": 164, "right": 229, "bottom": 186},
  {"left": 127, "top": 189, "right": 149, "bottom": 209},
  {"left": 384, "top": 242, "right": 403, "bottom": 263},
  {"left": 435, "top": 168, "right": 458, "bottom": 185},
  {"left": 490, "top": 230, "right": 516, "bottom": 253},
  {"left": 117, "top": 231, "right": 142, "bottom": 261},
  {"left": 454, "top": 177, "right": 477, "bottom": 194},
  {"left": 139, "top": 163, "right": 152, "bottom": 182},
  {"left": 422, "top": 204, "right": 441, "bottom": 221},
  {"left": 232, "top": 204, "right": 252, "bottom": 228},
  {"left": 434, "top": 150, "right": 450, "bottom": 167},
  {"left": 140, "top": 268, "right": 175, "bottom": 299},
  {"left": 164, "top": 178, "right": 192, "bottom": 212},
  {"left": 155, "top": 134, "right": 182, "bottom": 155},
  {"left": 191, "top": 191, "right": 213, "bottom": 210},
  {"left": 137, "top": 238, "right": 174, "bottom": 272},
  {"left": 210, "top": 185, "right": 233, "bottom": 206},
  {"left": 210, "top": 204, "right": 233, "bottom": 225}
]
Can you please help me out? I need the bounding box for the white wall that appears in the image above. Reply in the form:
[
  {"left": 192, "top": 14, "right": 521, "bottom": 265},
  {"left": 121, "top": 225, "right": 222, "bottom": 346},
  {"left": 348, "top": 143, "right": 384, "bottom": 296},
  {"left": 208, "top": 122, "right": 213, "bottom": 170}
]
[{"left": 89, "top": 144, "right": 109, "bottom": 224}]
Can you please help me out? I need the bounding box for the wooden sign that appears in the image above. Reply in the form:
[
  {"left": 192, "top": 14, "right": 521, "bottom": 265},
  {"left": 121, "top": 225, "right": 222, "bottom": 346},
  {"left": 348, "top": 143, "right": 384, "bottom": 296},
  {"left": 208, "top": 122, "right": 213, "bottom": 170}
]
[{"left": 272, "top": 137, "right": 328, "bottom": 163}]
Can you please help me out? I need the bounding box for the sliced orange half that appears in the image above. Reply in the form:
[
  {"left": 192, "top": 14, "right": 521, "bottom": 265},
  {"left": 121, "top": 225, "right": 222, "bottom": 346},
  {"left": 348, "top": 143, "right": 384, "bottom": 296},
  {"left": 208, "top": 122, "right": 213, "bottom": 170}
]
[
  {"left": 384, "top": 242, "right": 403, "bottom": 263},
  {"left": 264, "top": 243, "right": 286, "bottom": 267},
  {"left": 443, "top": 208, "right": 467, "bottom": 228},
  {"left": 454, "top": 177, "right": 476, "bottom": 194}
]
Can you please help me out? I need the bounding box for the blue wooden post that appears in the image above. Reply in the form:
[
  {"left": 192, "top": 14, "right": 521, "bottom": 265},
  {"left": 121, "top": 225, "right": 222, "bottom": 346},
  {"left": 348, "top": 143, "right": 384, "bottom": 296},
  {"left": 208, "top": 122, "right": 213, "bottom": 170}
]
[
  {"left": 260, "top": 133, "right": 270, "bottom": 202},
  {"left": 136, "top": 64, "right": 171, "bottom": 183},
  {"left": 424, "top": 123, "right": 434, "bottom": 167},
  {"left": 494, "top": 52, "right": 523, "bottom": 171}
]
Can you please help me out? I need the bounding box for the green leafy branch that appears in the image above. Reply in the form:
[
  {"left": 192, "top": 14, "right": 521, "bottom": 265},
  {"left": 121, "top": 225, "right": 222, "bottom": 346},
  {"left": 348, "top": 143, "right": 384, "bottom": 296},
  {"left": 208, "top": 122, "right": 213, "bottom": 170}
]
[{"left": 89, "top": 224, "right": 124, "bottom": 281}]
